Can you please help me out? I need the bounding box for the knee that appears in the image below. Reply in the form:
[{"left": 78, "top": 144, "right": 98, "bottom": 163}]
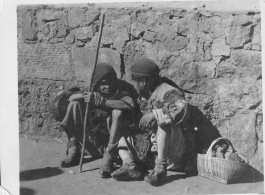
[
  {"left": 67, "top": 101, "right": 79, "bottom": 110},
  {"left": 111, "top": 109, "right": 123, "bottom": 120},
  {"left": 118, "top": 137, "right": 127, "bottom": 146},
  {"left": 118, "top": 136, "right": 132, "bottom": 148},
  {"left": 67, "top": 101, "right": 83, "bottom": 114},
  {"left": 68, "top": 101, "right": 79, "bottom": 107}
]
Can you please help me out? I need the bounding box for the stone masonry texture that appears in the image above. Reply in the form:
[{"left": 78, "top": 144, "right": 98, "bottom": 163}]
[{"left": 17, "top": 4, "right": 262, "bottom": 173}]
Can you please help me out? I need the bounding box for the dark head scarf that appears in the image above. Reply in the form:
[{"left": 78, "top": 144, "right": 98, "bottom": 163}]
[
  {"left": 130, "top": 58, "right": 160, "bottom": 78},
  {"left": 92, "top": 63, "right": 117, "bottom": 90}
]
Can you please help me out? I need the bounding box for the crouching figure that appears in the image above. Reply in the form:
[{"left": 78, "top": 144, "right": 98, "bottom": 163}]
[
  {"left": 111, "top": 58, "right": 200, "bottom": 186},
  {"left": 57, "top": 63, "right": 136, "bottom": 178}
]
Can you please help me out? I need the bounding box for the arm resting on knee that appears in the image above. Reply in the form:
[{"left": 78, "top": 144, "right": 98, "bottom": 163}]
[{"left": 105, "top": 96, "right": 134, "bottom": 111}]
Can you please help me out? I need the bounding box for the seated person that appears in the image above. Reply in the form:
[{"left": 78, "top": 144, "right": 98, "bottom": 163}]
[
  {"left": 60, "top": 63, "right": 135, "bottom": 178},
  {"left": 112, "top": 58, "right": 200, "bottom": 185}
]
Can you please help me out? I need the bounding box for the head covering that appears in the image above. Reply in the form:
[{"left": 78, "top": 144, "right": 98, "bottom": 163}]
[
  {"left": 92, "top": 63, "right": 117, "bottom": 89},
  {"left": 130, "top": 58, "right": 160, "bottom": 78}
]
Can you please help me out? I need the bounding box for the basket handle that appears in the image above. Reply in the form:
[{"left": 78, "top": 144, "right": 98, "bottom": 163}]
[
  {"left": 205, "top": 137, "right": 236, "bottom": 160},
  {"left": 204, "top": 137, "right": 236, "bottom": 173}
]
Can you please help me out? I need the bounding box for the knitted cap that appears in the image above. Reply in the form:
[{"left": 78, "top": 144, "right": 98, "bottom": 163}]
[{"left": 130, "top": 58, "right": 159, "bottom": 78}]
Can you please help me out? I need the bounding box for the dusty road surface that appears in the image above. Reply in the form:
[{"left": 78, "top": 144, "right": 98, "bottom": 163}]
[{"left": 20, "top": 138, "right": 264, "bottom": 195}]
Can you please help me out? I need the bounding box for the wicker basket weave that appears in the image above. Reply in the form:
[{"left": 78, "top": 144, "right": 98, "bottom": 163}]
[{"left": 197, "top": 137, "right": 249, "bottom": 184}]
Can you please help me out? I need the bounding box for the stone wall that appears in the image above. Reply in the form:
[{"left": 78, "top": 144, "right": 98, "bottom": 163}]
[{"left": 17, "top": 4, "right": 262, "bottom": 173}]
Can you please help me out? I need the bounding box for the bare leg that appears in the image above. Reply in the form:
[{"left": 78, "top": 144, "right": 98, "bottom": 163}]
[
  {"left": 99, "top": 109, "right": 124, "bottom": 178},
  {"left": 156, "top": 125, "right": 171, "bottom": 159},
  {"left": 118, "top": 136, "right": 133, "bottom": 163},
  {"left": 118, "top": 138, "right": 131, "bottom": 160},
  {"left": 144, "top": 125, "right": 171, "bottom": 185},
  {"left": 119, "top": 150, "right": 131, "bottom": 159},
  {"left": 111, "top": 137, "right": 142, "bottom": 181},
  {"left": 61, "top": 101, "right": 85, "bottom": 141},
  {"left": 60, "top": 101, "right": 84, "bottom": 168},
  {"left": 108, "top": 110, "right": 123, "bottom": 145}
]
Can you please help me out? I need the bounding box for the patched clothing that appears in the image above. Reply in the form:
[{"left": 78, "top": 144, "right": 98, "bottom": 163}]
[{"left": 137, "top": 79, "right": 191, "bottom": 170}]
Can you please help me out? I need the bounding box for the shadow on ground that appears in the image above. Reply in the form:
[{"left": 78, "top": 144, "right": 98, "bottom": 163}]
[
  {"left": 83, "top": 156, "right": 101, "bottom": 164},
  {"left": 163, "top": 173, "right": 186, "bottom": 184},
  {"left": 20, "top": 167, "right": 63, "bottom": 181},
  {"left": 20, "top": 187, "right": 35, "bottom": 195},
  {"left": 235, "top": 166, "right": 264, "bottom": 184},
  {"left": 80, "top": 156, "right": 101, "bottom": 172}
]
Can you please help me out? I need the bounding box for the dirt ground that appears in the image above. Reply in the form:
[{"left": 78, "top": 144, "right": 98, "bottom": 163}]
[{"left": 19, "top": 138, "right": 264, "bottom": 195}]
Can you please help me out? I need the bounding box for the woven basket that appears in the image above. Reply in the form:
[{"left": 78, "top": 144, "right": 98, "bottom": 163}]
[{"left": 197, "top": 137, "right": 249, "bottom": 184}]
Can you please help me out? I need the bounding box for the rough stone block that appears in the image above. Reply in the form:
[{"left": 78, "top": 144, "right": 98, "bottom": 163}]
[
  {"left": 22, "top": 9, "right": 39, "bottom": 41},
  {"left": 239, "top": 91, "right": 261, "bottom": 111},
  {"left": 187, "top": 35, "right": 198, "bottom": 54},
  {"left": 211, "top": 35, "right": 231, "bottom": 56},
  {"left": 153, "top": 25, "right": 175, "bottom": 41},
  {"left": 36, "top": 9, "right": 68, "bottom": 24},
  {"left": 141, "top": 41, "right": 172, "bottom": 70},
  {"left": 218, "top": 78, "right": 256, "bottom": 100},
  {"left": 75, "top": 40, "right": 85, "bottom": 47},
  {"left": 252, "top": 43, "right": 261, "bottom": 51},
  {"left": 228, "top": 24, "right": 253, "bottom": 48},
  {"left": 216, "top": 61, "right": 236, "bottom": 78},
  {"left": 228, "top": 112, "right": 257, "bottom": 156},
  {"left": 228, "top": 16, "right": 254, "bottom": 48},
  {"left": 212, "top": 56, "right": 223, "bottom": 65},
  {"left": 101, "top": 12, "right": 130, "bottom": 47},
  {"left": 243, "top": 42, "right": 252, "bottom": 50},
  {"left": 143, "top": 31, "right": 156, "bottom": 42},
  {"left": 230, "top": 50, "right": 261, "bottom": 66},
  {"left": 197, "top": 61, "right": 216, "bottom": 78},
  {"left": 42, "top": 20, "right": 69, "bottom": 42},
  {"left": 230, "top": 50, "right": 261, "bottom": 78},
  {"left": 18, "top": 43, "right": 73, "bottom": 80},
  {"left": 187, "top": 32, "right": 212, "bottom": 61},
  {"left": 251, "top": 23, "right": 261, "bottom": 51},
  {"left": 233, "top": 15, "right": 253, "bottom": 26},
  {"left": 112, "top": 29, "right": 130, "bottom": 53},
  {"left": 66, "top": 34, "right": 75, "bottom": 44},
  {"left": 131, "top": 21, "right": 147, "bottom": 38},
  {"left": 164, "top": 36, "right": 189, "bottom": 52},
  {"left": 172, "top": 18, "right": 190, "bottom": 36},
  {"left": 68, "top": 7, "right": 100, "bottom": 28},
  {"left": 167, "top": 58, "right": 210, "bottom": 93},
  {"left": 200, "top": 11, "right": 213, "bottom": 17},
  {"left": 72, "top": 26, "right": 94, "bottom": 41},
  {"left": 73, "top": 48, "right": 121, "bottom": 83},
  {"left": 136, "top": 10, "right": 159, "bottom": 30},
  {"left": 17, "top": 6, "right": 28, "bottom": 29},
  {"left": 213, "top": 15, "right": 233, "bottom": 38},
  {"left": 22, "top": 8, "right": 69, "bottom": 42}
]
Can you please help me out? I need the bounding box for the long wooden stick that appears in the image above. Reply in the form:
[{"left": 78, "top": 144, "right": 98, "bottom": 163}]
[{"left": 79, "top": 13, "right": 105, "bottom": 173}]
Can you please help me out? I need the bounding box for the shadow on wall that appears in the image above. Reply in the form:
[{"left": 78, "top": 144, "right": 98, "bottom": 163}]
[
  {"left": 20, "top": 188, "right": 35, "bottom": 195},
  {"left": 20, "top": 167, "right": 63, "bottom": 181},
  {"left": 187, "top": 105, "right": 222, "bottom": 153},
  {"left": 185, "top": 105, "right": 264, "bottom": 183}
]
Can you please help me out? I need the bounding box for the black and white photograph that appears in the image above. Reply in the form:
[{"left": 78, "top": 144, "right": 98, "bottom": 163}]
[{"left": 0, "top": 0, "right": 264, "bottom": 194}]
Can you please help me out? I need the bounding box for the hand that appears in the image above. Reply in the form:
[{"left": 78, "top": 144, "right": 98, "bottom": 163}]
[
  {"left": 139, "top": 112, "right": 156, "bottom": 130},
  {"left": 82, "top": 92, "right": 92, "bottom": 103},
  {"left": 83, "top": 92, "right": 106, "bottom": 107}
]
